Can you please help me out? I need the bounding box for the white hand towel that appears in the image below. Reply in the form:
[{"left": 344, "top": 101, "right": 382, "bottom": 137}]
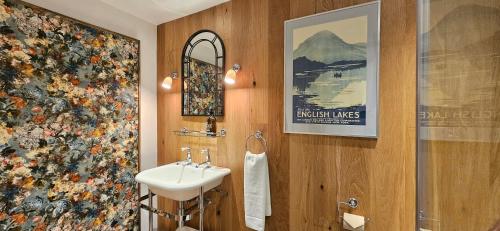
[{"left": 244, "top": 151, "right": 271, "bottom": 231}]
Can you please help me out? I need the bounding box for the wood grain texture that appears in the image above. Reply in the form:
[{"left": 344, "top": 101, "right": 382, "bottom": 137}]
[
  {"left": 288, "top": 0, "right": 417, "bottom": 231},
  {"left": 418, "top": 1, "right": 500, "bottom": 230},
  {"left": 157, "top": 0, "right": 417, "bottom": 230}
]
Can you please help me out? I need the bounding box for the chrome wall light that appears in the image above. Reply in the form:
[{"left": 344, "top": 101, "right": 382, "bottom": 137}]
[
  {"left": 224, "top": 64, "right": 240, "bottom": 84},
  {"left": 162, "top": 72, "right": 178, "bottom": 90}
]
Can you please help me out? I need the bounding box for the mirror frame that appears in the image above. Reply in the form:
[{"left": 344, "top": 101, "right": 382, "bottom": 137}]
[{"left": 181, "top": 30, "right": 226, "bottom": 116}]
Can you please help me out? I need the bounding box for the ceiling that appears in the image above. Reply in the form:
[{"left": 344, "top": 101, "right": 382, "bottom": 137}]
[{"left": 99, "top": 0, "right": 229, "bottom": 25}]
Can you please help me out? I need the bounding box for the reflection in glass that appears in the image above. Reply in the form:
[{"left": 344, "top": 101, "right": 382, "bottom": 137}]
[{"left": 417, "top": 1, "right": 500, "bottom": 231}]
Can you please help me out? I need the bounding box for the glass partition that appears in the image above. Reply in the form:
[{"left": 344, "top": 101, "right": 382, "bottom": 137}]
[{"left": 417, "top": 0, "right": 500, "bottom": 230}]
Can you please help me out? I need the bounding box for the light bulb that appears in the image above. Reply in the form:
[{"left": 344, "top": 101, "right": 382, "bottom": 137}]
[
  {"left": 162, "top": 76, "right": 173, "bottom": 89},
  {"left": 224, "top": 69, "right": 237, "bottom": 84}
]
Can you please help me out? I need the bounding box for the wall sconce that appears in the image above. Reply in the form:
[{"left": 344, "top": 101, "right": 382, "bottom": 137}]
[
  {"left": 162, "top": 72, "right": 177, "bottom": 90},
  {"left": 224, "top": 64, "right": 240, "bottom": 84}
]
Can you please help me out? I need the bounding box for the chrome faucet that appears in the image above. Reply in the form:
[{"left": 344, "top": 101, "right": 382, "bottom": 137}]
[
  {"left": 180, "top": 147, "right": 192, "bottom": 166},
  {"left": 197, "top": 148, "right": 211, "bottom": 168}
]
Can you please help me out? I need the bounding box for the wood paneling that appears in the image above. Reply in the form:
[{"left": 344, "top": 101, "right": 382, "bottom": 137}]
[
  {"left": 288, "top": 0, "right": 416, "bottom": 230},
  {"left": 157, "top": 0, "right": 416, "bottom": 230}
]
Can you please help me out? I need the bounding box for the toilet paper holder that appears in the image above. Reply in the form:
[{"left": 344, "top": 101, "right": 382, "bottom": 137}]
[
  {"left": 338, "top": 198, "right": 359, "bottom": 209},
  {"left": 337, "top": 198, "right": 370, "bottom": 223}
]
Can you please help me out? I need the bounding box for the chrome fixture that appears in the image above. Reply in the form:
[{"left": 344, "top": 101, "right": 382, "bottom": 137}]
[
  {"left": 148, "top": 190, "right": 153, "bottom": 231},
  {"left": 338, "top": 198, "right": 359, "bottom": 209},
  {"left": 245, "top": 130, "right": 268, "bottom": 153},
  {"left": 179, "top": 147, "right": 192, "bottom": 166},
  {"left": 140, "top": 188, "right": 227, "bottom": 231},
  {"left": 197, "top": 149, "right": 211, "bottom": 168},
  {"left": 173, "top": 127, "right": 227, "bottom": 137},
  {"left": 199, "top": 186, "right": 205, "bottom": 231}
]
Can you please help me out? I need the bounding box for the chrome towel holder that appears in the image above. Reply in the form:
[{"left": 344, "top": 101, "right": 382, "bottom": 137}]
[{"left": 245, "top": 130, "right": 268, "bottom": 153}]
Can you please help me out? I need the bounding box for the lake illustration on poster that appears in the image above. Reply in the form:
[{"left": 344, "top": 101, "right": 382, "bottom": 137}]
[{"left": 284, "top": 1, "right": 380, "bottom": 137}]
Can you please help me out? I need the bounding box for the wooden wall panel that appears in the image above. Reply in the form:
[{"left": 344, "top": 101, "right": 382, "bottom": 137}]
[
  {"left": 287, "top": 0, "right": 416, "bottom": 231},
  {"left": 157, "top": 0, "right": 416, "bottom": 230}
]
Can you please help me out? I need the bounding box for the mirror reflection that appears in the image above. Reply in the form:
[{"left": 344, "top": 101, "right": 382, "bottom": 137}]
[{"left": 182, "top": 30, "right": 225, "bottom": 116}]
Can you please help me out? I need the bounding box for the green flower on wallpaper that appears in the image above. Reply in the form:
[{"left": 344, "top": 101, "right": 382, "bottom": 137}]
[{"left": 0, "top": 0, "right": 140, "bottom": 230}]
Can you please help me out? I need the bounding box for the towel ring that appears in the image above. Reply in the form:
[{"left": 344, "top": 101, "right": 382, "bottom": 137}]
[{"left": 245, "top": 131, "right": 268, "bottom": 153}]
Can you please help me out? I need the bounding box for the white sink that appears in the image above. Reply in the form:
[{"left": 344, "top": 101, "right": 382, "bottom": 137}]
[{"left": 135, "top": 163, "right": 231, "bottom": 201}]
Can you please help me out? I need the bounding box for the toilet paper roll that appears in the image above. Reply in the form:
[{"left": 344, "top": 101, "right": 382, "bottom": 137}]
[{"left": 342, "top": 212, "right": 365, "bottom": 231}]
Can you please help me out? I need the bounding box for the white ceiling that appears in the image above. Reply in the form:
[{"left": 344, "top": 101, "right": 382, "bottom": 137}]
[{"left": 99, "top": 0, "right": 229, "bottom": 25}]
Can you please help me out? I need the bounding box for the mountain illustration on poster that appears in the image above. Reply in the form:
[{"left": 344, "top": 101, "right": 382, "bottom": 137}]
[{"left": 291, "top": 15, "right": 368, "bottom": 125}]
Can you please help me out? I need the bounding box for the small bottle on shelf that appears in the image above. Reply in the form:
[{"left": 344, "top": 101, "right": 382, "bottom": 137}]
[{"left": 206, "top": 110, "right": 217, "bottom": 136}]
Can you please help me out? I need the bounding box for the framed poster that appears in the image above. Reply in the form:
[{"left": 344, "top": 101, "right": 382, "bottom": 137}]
[{"left": 284, "top": 1, "right": 380, "bottom": 138}]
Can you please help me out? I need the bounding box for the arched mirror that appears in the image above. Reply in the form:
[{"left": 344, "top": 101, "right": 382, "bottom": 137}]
[{"left": 182, "top": 30, "right": 225, "bottom": 116}]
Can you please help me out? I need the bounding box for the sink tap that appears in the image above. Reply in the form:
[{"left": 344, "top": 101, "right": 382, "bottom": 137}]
[
  {"left": 197, "top": 148, "right": 211, "bottom": 168},
  {"left": 180, "top": 147, "right": 192, "bottom": 166}
]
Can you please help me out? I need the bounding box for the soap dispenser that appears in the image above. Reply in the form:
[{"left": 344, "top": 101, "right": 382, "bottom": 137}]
[{"left": 206, "top": 110, "right": 216, "bottom": 136}]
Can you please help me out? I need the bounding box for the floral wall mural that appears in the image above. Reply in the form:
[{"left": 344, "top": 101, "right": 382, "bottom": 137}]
[{"left": 0, "top": 0, "right": 140, "bottom": 230}]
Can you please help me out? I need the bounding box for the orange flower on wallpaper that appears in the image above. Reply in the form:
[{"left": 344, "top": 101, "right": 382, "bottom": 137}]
[
  {"left": 28, "top": 47, "right": 36, "bottom": 55},
  {"left": 22, "top": 176, "right": 34, "bottom": 190},
  {"left": 74, "top": 32, "right": 82, "bottom": 40},
  {"left": 125, "top": 190, "right": 134, "bottom": 200},
  {"left": 4, "top": 5, "right": 12, "bottom": 14},
  {"left": 32, "top": 115, "right": 46, "bottom": 124},
  {"left": 93, "top": 218, "right": 103, "bottom": 226},
  {"left": 119, "top": 77, "right": 128, "bottom": 87},
  {"left": 21, "top": 64, "right": 34, "bottom": 76},
  {"left": 90, "top": 55, "right": 101, "bottom": 64},
  {"left": 90, "top": 145, "right": 102, "bottom": 155},
  {"left": 118, "top": 158, "right": 128, "bottom": 167},
  {"left": 10, "top": 96, "right": 26, "bottom": 109},
  {"left": 11, "top": 214, "right": 26, "bottom": 224},
  {"left": 33, "top": 222, "right": 46, "bottom": 231},
  {"left": 29, "top": 159, "right": 38, "bottom": 167},
  {"left": 92, "top": 39, "right": 103, "bottom": 48},
  {"left": 114, "top": 102, "right": 123, "bottom": 110},
  {"left": 70, "top": 173, "right": 80, "bottom": 182},
  {"left": 70, "top": 78, "right": 80, "bottom": 86},
  {"left": 82, "top": 191, "right": 92, "bottom": 200},
  {"left": 91, "top": 129, "right": 103, "bottom": 137},
  {"left": 115, "top": 183, "right": 123, "bottom": 191},
  {"left": 126, "top": 113, "right": 134, "bottom": 121}
]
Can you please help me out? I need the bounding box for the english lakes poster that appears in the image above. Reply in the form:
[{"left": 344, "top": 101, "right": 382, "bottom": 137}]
[
  {"left": 284, "top": 2, "right": 379, "bottom": 137},
  {"left": 292, "top": 16, "right": 368, "bottom": 125}
]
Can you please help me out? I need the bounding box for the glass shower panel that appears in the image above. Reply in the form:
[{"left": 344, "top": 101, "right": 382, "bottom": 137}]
[{"left": 417, "top": 0, "right": 500, "bottom": 231}]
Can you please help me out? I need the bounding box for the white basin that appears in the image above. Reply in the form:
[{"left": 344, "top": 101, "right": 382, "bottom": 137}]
[{"left": 135, "top": 163, "right": 231, "bottom": 201}]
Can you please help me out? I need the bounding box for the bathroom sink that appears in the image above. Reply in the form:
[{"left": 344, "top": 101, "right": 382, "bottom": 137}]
[{"left": 135, "top": 163, "right": 231, "bottom": 201}]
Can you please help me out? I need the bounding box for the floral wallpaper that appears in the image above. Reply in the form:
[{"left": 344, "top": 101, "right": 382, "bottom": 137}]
[{"left": 0, "top": 0, "right": 140, "bottom": 230}]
